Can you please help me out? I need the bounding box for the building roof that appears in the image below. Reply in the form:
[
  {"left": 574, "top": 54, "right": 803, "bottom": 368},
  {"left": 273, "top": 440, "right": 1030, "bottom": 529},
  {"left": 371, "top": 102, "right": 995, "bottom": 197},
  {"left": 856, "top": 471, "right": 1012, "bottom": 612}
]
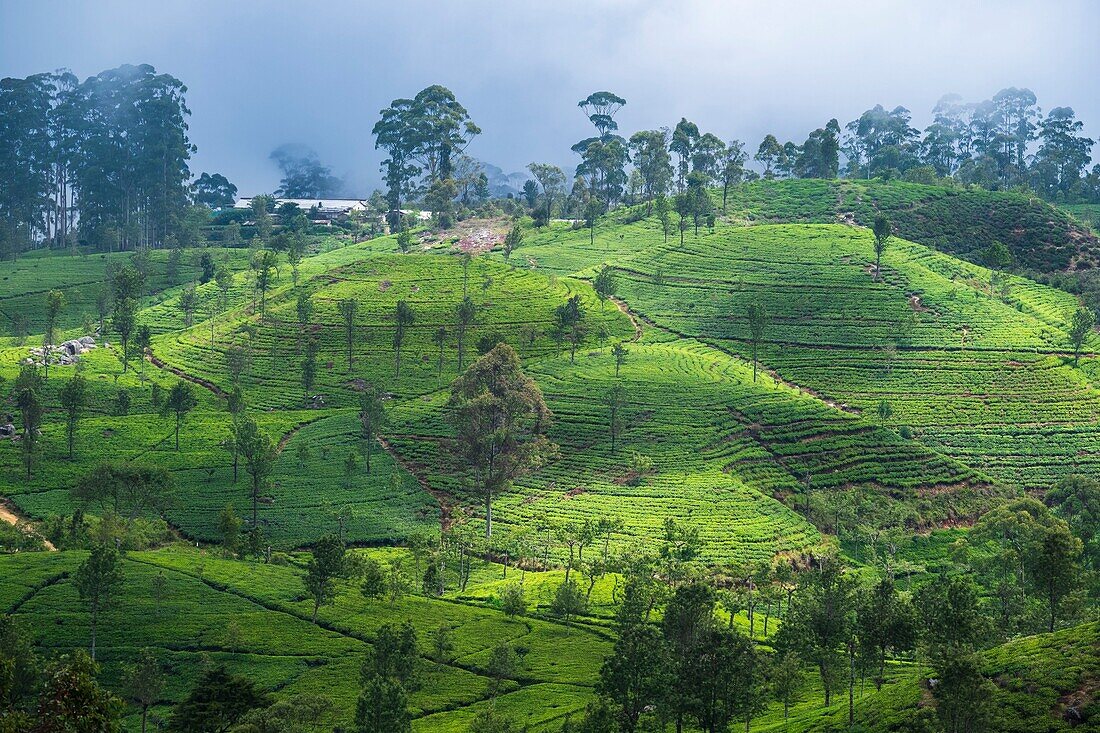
[{"left": 233, "top": 197, "right": 369, "bottom": 212}]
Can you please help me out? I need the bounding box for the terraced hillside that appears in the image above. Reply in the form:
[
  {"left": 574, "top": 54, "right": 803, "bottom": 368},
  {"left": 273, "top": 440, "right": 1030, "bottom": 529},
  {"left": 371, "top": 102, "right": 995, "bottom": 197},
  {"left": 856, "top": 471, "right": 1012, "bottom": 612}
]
[
  {"left": 719, "top": 179, "right": 1100, "bottom": 271},
  {"left": 0, "top": 549, "right": 610, "bottom": 732},
  {"left": 505, "top": 216, "right": 1100, "bottom": 497},
  {"left": 2, "top": 190, "right": 1099, "bottom": 732}
]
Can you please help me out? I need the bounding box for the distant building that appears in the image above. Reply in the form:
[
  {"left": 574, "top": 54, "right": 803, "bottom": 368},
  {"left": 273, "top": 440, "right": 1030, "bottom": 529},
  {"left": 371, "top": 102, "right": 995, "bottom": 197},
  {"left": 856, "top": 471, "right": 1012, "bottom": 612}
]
[
  {"left": 233, "top": 198, "right": 432, "bottom": 225},
  {"left": 233, "top": 198, "right": 369, "bottom": 221}
]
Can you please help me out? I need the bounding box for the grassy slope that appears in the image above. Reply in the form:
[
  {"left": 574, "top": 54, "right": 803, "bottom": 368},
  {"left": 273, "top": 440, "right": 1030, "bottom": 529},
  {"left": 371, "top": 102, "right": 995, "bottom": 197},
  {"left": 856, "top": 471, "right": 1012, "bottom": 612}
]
[
  {"left": 507, "top": 214, "right": 1100, "bottom": 495},
  {"left": 754, "top": 622, "right": 1100, "bottom": 733},
  {"left": 720, "top": 178, "right": 1100, "bottom": 271},
  {"left": 0, "top": 547, "right": 611, "bottom": 732}
]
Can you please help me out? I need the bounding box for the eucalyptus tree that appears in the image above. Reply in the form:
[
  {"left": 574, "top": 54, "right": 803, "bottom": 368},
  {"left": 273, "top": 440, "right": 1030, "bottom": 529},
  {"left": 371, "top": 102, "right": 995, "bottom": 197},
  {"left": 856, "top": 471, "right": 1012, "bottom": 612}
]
[
  {"left": 628, "top": 130, "right": 674, "bottom": 209},
  {"left": 339, "top": 298, "right": 359, "bottom": 369},
  {"left": 746, "top": 302, "right": 768, "bottom": 382},
  {"left": 447, "top": 344, "right": 554, "bottom": 537},
  {"left": 59, "top": 373, "right": 88, "bottom": 459},
  {"left": 373, "top": 85, "right": 480, "bottom": 228},
  {"left": 358, "top": 384, "right": 387, "bottom": 474},
  {"left": 455, "top": 295, "right": 476, "bottom": 370},
  {"left": 573, "top": 91, "right": 629, "bottom": 207},
  {"left": 393, "top": 300, "right": 414, "bottom": 377},
  {"left": 43, "top": 289, "right": 65, "bottom": 380},
  {"left": 755, "top": 135, "right": 784, "bottom": 178},
  {"left": 526, "top": 163, "right": 567, "bottom": 224},
  {"left": 670, "top": 118, "right": 700, "bottom": 192},
  {"left": 872, "top": 214, "right": 892, "bottom": 281},
  {"left": 718, "top": 140, "right": 748, "bottom": 210}
]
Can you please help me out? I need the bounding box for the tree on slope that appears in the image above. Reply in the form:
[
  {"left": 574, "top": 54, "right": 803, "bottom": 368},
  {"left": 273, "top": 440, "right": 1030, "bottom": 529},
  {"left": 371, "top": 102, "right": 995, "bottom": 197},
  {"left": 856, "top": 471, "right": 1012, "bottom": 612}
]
[
  {"left": 775, "top": 560, "right": 856, "bottom": 707},
  {"left": 393, "top": 300, "right": 414, "bottom": 378},
  {"left": 304, "top": 535, "right": 346, "bottom": 623},
  {"left": 237, "top": 415, "right": 277, "bottom": 530},
  {"left": 359, "top": 383, "right": 387, "bottom": 474},
  {"left": 59, "top": 373, "right": 87, "bottom": 460},
  {"left": 74, "top": 545, "right": 124, "bottom": 662},
  {"left": 447, "top": 343, "right": 554, "bottom": 538},
  {"left": 43, "top": 289, "right": 65, "bottom": 381},
  {"left": 126, "top": 648, "right": 164, "bottom": 733},
  {"left": 746, "top": 302, "right": 768, "bottom": 382},
  {"left": 339, "top": 298, "right": 359, "bottom": 369},
  {"left": 168, "top": 666, "right": 271, "bottom": 733},
  {"left": 15, "top": 366, "right": 43, "bottom": 479},
  {"left": 165, "top": 381, "right": 197, "bottom": 451},
  {"left": 1070, "top": 306, "right": 1095, "bottom": 366},
  {"left": 455, "top": 295, "right": 476, "bottom": 370},
  {"left": 872, "top": 214, "right": 892, "bottom": 281}
]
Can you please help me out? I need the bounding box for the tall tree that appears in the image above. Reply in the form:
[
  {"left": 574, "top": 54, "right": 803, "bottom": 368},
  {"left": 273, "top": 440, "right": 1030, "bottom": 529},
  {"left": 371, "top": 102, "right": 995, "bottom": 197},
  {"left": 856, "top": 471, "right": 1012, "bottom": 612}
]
[
  {"left": 1069, "top": 306, "right": 1095, "bottom": 365},
  {"left": 74, "top": 546, "right": 124, "bottom": 662},
  {"left": 628, "top": 130, "right": 674, "bottom": 209},
  {"left": 251, "top": 249, "right": 278, "bottom": 321},
  {"left": 15, "top": 368, "right": 43, "bottom": 479},
  {"left": 1025, "top": 521, "right": 1083, "bottom": 632},
  {"left": 755, "top": 135, "right": 784, "bottom": 178},
  {"left": 59, "top": 373, "right": 88, "bottom": 460},
  {"left": 597, "top": 623, "right": 670, "bottom": 733},
  {"left": 358, "top": 383, "right": 387, "bottom": 474},
  {"left": 717, "top": 139, "right": 748, "bottom": 210},
  {"left": 373, "top": 85, "right": 480, "bottom": 229},
  {"left": 671, "top": 118, "right": 701, "bottom": 192},
  {"left": 455, "top": 295, "right": 477, "bottom": 370},
  {"left": 393, "top": 300, "right": 414, "bottom": 378},
  {"left": 43, "top": 289, "right": 65, "bottom": 381},
  {"left": 447, "top": 344, "right": 554, "bottom": 537},
  {"left": 872, "top": 214, "right": 892, "bottom": 281},
  {"left": 112, "top": 265, "right": 143, "bottom": 372},
  {"left": 526, "top": 163, "right": 566, "bottom": 224},
  {"left": 554, "top": 295, "right": 587, "bottom": 363},
  {"left": 746, "top": 302, "right": 768, "bottom": 382},
  {"left": 339, "top": 298, "right": 359, "bottom": 369},
  {"left": 1032, "top": 107, "right": 1094, "bottom": 198},
  {"left": 191, "top": 172, "right": 237, "bottom": 209},
  {"left": 237, "top": 416, "right": 277, "bottom": 529},
  {"left": 164, "top": 381, "right": 197, "bottom": 451},
  {"left": 661, "top": 581, "right": 715, "bottom": 733},
  {"left": 126, "top": 648, "right": 165, "bottom": 733},
  {"left": 304, "top": 535, "right": 346, "bottom": 623},
  {"left": 775, "top": 560, "right": 856, "bottom": 707}
]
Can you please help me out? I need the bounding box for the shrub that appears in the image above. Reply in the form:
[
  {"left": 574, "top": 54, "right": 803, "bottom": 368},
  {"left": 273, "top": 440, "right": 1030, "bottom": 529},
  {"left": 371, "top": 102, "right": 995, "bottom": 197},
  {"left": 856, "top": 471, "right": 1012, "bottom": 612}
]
[{"left": 500, "top": 582, "right": 526, "bottom": 618}]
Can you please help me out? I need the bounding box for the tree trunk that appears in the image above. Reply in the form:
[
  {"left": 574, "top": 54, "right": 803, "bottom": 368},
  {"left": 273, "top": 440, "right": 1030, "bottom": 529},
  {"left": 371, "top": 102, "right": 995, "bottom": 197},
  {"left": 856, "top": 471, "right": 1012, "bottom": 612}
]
[
  {"left": 484, "top": 485, "right": 493, "bottom": 538},
  {"left": 848, "top": 643, "right": 856, "bottom": 726},
  {"left": 90, "top": 609, "right": 97, "bottom": 661}
]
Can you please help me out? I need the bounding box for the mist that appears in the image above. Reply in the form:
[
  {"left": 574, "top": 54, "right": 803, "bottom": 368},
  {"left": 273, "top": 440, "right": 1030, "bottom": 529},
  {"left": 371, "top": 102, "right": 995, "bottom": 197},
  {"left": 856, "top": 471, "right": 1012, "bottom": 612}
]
[{"left": 2, "top": 0, "right": 1097, "bottom": 195}]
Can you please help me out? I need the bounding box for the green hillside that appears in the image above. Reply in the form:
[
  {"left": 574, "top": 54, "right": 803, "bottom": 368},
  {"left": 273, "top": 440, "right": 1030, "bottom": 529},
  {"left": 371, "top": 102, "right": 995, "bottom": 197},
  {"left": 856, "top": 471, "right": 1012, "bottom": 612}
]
[
  {"left": 718, "top": 179, "right": 1100, "bottom": 272},
  {"left": 2, "top": 183, "right": 1099, "bottom": 732}
]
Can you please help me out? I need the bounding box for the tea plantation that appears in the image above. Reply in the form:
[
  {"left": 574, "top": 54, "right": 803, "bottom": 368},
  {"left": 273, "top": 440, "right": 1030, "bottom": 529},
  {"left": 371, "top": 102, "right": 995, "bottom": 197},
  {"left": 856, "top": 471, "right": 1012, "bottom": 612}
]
[{"left": 2, "top": 181, "right": 1099, "bottom": 732}]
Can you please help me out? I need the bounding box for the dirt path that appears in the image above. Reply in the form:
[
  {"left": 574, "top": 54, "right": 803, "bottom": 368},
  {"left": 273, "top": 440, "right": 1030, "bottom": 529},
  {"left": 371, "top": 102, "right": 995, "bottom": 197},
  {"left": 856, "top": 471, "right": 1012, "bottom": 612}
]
[
  {"left": 378, "top": 436, "right": 455, "bottom": 532},
  {"left": 0, "top": 501, "right": 57, "bottom": 551},
  {"left": 610, "top": 296, "right": 643, "bottom": 342},
  {"left": 146, "top": 350, "right": 229, "bottom": 399}
]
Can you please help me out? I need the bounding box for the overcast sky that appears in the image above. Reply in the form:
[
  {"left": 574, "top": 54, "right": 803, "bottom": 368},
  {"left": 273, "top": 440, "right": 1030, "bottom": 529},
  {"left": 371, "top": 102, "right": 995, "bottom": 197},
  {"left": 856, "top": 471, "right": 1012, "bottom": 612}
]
[{"left": 2, "top": 0, "right": 1098, "bottom": 195}]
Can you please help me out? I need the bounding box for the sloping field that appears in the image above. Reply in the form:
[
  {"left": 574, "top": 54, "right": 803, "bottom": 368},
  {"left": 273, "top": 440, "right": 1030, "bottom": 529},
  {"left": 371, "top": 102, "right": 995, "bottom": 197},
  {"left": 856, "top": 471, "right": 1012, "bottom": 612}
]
[{"left": 0, "top": 548, "right": 607, "bottom": 732}]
